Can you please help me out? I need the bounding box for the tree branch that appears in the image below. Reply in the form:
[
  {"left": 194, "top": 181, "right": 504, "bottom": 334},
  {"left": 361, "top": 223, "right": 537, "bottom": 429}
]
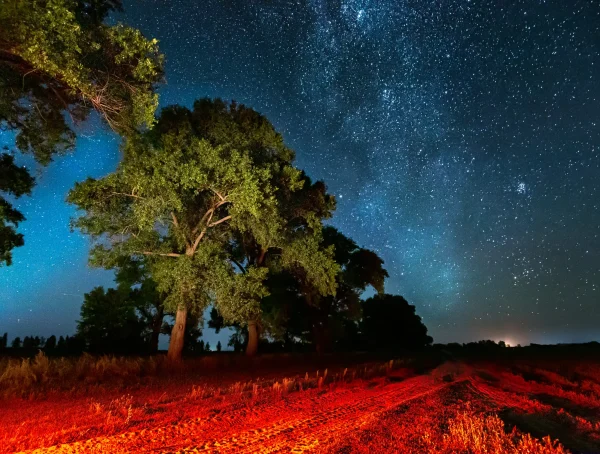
[
  {"left": 211, "top": 188, "right": 226, "bottom": 203},
  {"left": 137, "top": 251, "right": 181, "bottom": 258},
  {"left": 231, "top": 258, "right": 246, "bottom": 274},
  {"left": 192, "top": 207, "right": 214, "bottom": 236},
  {"left": 209, "top": 215, "right": 232, "bottom": 227},
  {"left": 171, "top": 211, "right": 191, "bottom": 249}
]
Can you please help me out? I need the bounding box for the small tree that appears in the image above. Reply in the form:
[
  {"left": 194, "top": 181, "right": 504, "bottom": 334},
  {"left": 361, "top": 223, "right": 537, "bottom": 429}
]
[
  {"left": 77, "top": 286, "right": 147, "bottom": 354},
  {"left": 56, "top": 336, "right": 66, "bottom": 352},
  {"left": 11, "top": 336, "right": 21, "bottom": 348},
  {"left": 216, "top": 341, "right": 222, "bottom": 352},
  {"left": 205, "top": 342, "right": 211, "bottom": 352},
  {"left": 22, "top": 336, "right": 33, "bottom": 349},
  {"left": 114, "top": 257, "right": 165, "bottom": 353},
  {"left": 45, "top": 335, "right": 57, "bottom": 350},
  {"left": 0, "top": 332, "right": 7, "bottom": 349}
]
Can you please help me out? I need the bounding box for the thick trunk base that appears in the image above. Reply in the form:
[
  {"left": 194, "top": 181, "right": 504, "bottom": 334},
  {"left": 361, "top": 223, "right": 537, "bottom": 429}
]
[{"left": 167, "top": 307, "right": 187, "bottom": 362}]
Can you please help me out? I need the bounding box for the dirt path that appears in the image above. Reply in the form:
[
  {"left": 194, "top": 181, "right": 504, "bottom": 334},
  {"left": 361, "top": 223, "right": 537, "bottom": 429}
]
[{"left": 24, "top": 374, "right": 459, "bottom": 454}]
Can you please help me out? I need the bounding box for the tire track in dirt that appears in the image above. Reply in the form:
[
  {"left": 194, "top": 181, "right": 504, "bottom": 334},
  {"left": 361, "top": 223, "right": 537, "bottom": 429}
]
[
  {"left": 245, "top": 379, "right": 462, "bottom": 454},
  {"left": 159, "top": 376, "right": 458, "bottom": 453},
  {"left": 22, "top": 375, "right": 461, "bottom": 454}
]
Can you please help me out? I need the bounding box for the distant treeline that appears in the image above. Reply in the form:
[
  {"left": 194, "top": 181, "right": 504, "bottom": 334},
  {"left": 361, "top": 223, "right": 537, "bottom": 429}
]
[
  {"left": 0, "top": 333, "right": 84, "bottom": 356},
  {"left": 431, "top": 339, "right": 600, "bottom": 359}
]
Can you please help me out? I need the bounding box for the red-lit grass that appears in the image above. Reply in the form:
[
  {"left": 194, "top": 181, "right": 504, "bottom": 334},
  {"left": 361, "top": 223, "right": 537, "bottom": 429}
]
[
  {"left": 1, "top": 356, "right": 599, "bottom": 453},
  {"left": 0, "top": 356, "right": 409, "bottom": 453}
]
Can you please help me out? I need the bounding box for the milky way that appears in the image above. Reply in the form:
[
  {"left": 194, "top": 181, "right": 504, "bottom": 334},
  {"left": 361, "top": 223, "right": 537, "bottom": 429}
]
[{"left": 1, "top": 0, "right": 599, "bottom": 345}]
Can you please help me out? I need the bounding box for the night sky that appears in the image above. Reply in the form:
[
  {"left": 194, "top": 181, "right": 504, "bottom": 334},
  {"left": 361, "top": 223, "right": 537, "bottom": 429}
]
[{"left": 1, "top": 0, "right": 599, "bottom": 347}]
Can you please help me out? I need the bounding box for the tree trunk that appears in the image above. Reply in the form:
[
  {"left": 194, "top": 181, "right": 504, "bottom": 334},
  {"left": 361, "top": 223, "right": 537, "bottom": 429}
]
[
  {"left": 246, "top": 320, "right": 259, "bottom": 357},
  {"left": 150, "top": 305, "right": 164, "bottom": 354},
  {"left": 167, "top": 307, "right": 187, "bottom": 361}
]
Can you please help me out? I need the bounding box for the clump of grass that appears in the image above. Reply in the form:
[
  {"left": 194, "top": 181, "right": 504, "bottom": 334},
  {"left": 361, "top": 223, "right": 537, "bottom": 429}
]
[
  {"left": 442, "top": 411, "right": 569, "bottom": 454},
  {"left": 0, "top": 352, "right": 168, "bottom": 398},
  {"left": 0, "top": 350, "right": 409, "bottom": 400}
]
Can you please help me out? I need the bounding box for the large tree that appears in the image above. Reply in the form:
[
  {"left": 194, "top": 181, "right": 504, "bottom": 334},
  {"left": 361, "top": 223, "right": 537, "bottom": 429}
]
[
  {"left": 266, "top": 226, "right": 388, "bottom": 353},
  {"left": 0, "top": 0, "right": 163, "bottom": 160},
  {"left": 222, "top": 174, "right": 339, "bottom": 355},
  {"left": 69, "top": 99, "right": 336, "bottom": 360},
  {"left": 0, "top": 0, "right": 163, "bottom": 263}
]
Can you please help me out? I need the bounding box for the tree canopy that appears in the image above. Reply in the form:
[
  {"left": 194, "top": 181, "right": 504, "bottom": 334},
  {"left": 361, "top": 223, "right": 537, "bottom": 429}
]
[{"left": 0, "top": 0, "right": 163, "bottom": 161}]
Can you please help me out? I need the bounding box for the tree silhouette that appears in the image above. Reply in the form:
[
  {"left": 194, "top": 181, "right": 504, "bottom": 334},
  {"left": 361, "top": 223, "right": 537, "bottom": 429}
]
[
  {"left": 0, "top": 332, "right": 7, "bottom": 349},
  {"left": 76, "top": 286, "right": 147, "bottom": 354},
  {"left": 22, "top": 336, "right": 33, "bottom": 349},
  {"left": 114, "top": 258, "right": 165, "bottom": 353},
  {"left": 11, "top": 337, "right": 21, "bottom": 348},
  {"left": 45, "top": 335, "right": 57, "bottom": 350},
  {"left": 56, "top": 336, "right": 66, "bottom": 352},
  {"left": 361, "top": 294, "right": 433, "bottom": 351}
]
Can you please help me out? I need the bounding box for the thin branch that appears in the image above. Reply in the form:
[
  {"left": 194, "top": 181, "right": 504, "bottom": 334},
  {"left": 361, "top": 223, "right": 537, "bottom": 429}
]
[
  {"left": 171, "top": 211, "right": 191, "bottom": 248},
  {"left": 209, "top": 215, "right": 232, "bottom": 227},
  {"left": 137, "top": 251, "right": 181, "bottom": 258},
  {"left": 191, "top": 228, "right": 207, "bottom": 254},
  {"left": 192, "top": 207, "right": 214, "bottom": 236},
  {"left": 231, "top": 259, "right": 246, "bottom": 274},
  {"left": 191, "top": 207, "right": 216, "bottom": 251},
  {"left": 211, "top": 188, "right": 226, "bottom": 203}
]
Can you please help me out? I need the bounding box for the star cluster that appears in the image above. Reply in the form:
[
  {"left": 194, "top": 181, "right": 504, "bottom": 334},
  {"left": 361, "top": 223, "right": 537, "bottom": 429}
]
[{"left": 1, "top": 0, "right": 598, "bottom": 345}]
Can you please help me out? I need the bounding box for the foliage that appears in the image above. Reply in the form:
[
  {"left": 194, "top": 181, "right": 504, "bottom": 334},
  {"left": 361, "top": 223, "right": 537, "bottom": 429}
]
[
  {"left": 114, "top": 257, "right": 165, "bottom": 353},
  {"left": 0, "top": 153, "right": 34, "bottom": 265},
  {"left": 0, "top": 0, "right": 163, "bottom": 162}
]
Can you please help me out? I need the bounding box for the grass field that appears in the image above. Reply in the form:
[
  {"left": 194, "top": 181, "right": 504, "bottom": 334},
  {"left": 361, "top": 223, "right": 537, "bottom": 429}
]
[{"left": 1, "top": 351, "right": 599, "bottom": 453}]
